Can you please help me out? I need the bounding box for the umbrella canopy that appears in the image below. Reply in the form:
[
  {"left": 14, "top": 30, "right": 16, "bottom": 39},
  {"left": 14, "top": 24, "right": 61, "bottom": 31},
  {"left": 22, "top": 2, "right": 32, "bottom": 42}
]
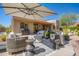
[{"left": 1, "top": 3, "right": 55, "bottom": 20}]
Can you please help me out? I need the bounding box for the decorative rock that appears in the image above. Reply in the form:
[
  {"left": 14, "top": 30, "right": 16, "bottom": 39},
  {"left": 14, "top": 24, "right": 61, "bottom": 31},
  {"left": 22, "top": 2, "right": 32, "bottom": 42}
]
[
  {"left": 25, "top": 51, "right": 34, "bottom": 56},
  {"left": 26, "top": 44, "right": 35, "bottom": 51}
]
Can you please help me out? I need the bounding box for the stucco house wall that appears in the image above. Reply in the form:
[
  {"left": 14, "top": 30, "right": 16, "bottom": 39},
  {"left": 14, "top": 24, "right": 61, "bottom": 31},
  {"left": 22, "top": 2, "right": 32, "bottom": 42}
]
[
  {"left": 11, "top": 16, "right": 55, "bottom": 34},
  {"left": 11, "top": 16, "right": 34, "bottom": 33}
]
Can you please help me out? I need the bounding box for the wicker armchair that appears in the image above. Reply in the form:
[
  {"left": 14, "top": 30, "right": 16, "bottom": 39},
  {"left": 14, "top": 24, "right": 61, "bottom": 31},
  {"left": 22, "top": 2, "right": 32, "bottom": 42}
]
[{"left": 6, "top": 38, "right": 26, "bottom": 54}]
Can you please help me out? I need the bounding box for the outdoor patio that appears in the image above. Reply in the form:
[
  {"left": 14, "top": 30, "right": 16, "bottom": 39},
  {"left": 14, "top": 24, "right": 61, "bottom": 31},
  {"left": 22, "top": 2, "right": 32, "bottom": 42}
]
[
  {"left": 0, "top": 35, "right": 75, "bottom": 56},
  {"left": 0, "top": 3, "right": 79, "bottom": 56}
]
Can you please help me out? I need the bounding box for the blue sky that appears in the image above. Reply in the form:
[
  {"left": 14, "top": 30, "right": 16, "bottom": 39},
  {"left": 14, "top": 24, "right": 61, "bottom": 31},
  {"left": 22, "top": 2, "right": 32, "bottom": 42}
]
[
  {"left": 41, "top": 3, "right": 79, "bottom": 20},
  {"left": 0, "top": 3, "right": 79, "bottom": 27}
]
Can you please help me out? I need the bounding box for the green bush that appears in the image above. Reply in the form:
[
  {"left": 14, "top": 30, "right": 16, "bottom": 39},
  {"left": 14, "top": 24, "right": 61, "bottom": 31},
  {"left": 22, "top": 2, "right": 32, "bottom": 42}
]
[
  {"left": 6, "top": 27, "right": 12, "bottom": 34},
  {"left": 0, "top": 34, "right": 7, "bottom": 42},
  {"left": 76, "top": 30, "right": 79, "bottom": 36},
  {"left": 74, "top": 26, "right": 79, "bottom": 36}
]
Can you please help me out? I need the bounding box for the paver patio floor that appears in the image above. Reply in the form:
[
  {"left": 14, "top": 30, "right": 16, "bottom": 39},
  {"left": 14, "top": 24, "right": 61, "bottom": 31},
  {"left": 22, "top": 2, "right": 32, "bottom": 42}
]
[
  {"left": 46, "top": 42, "right": 74, "bottom": 56},
  {"left": 0, "top": 37, "right": 75, "bottom": 56}
]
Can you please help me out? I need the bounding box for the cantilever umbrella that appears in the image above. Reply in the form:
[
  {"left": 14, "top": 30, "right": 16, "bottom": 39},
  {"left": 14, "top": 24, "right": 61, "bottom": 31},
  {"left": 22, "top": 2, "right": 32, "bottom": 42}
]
[{"left": 0, "top": 3, "right": 55, "bottom": 20}]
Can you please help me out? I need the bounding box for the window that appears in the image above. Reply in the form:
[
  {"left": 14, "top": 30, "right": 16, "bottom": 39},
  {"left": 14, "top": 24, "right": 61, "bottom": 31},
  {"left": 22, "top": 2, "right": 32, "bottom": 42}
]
[
  {"left": 34, "top": 24, "right": 38, "bottom": 33},
  {"left": 20, "top": 22, "right": 29, "bottom": 34}
]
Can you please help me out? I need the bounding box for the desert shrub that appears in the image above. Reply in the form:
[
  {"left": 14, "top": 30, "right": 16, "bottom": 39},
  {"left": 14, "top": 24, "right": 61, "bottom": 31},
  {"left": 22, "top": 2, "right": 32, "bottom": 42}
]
[
  {"left": 0, "top": 33, "right": 7, "bottom": 42},
  {"left": 72, "top": 26, "right": 79, "bottom": 36},
  {"left": 6, "top": 27, "right": 12, "bottom": 34},
  {"left": 63, "top": 26, "right": 69, "bottom": 35},
  {"left": 76, "top": 30, "right": 79, "bottom": 36}
]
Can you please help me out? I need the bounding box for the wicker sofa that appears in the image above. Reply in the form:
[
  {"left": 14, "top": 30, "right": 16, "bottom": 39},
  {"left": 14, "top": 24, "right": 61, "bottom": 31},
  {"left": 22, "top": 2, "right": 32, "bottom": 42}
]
[{"left": 6, "top": 38, "right": 26, "bottom": 54}]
